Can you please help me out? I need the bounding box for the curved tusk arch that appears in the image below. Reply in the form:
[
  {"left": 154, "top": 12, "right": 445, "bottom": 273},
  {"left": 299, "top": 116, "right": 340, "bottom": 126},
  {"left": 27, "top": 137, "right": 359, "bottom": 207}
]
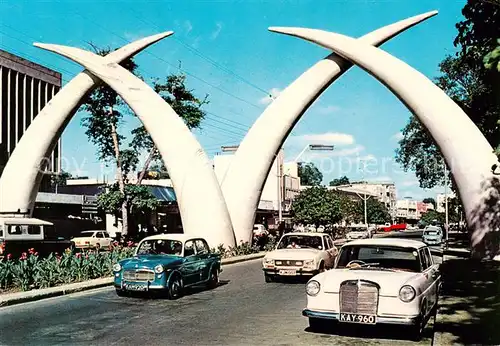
[
  {"left": 0, "top": 31, "right": 173, "bottom": 215},
  {"left": 34, "top": 43, "right": 236, "bottom": 248},
  {"left": 268, "top": 27, "right": 500, "bottom": 255},
  {"left": 220, "top": 11, "right": 438, "bottom": 244}
]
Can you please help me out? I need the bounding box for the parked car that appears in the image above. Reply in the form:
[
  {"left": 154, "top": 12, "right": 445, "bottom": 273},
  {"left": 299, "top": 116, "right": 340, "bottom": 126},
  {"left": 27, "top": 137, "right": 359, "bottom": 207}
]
[
  {"left": 70, "top": 230, "right": 113, "bottom": 250},
  {"left": 113, "top": 234, "right": 222, "bottom": 298},
  {"left": 346, "top": 228, "right": 370, "bottom": 240},
  {"left": 422, "top": 226, "right": 443, "bottom": 246},
  {"left": 253, "top": 224, "right": 269, "bottom": 237},
  {"left": 302, "top": 238, "right": 441, "bottom": 341},
  {"left": 262, "top": 232, "right": 338, "bottom": 282}
]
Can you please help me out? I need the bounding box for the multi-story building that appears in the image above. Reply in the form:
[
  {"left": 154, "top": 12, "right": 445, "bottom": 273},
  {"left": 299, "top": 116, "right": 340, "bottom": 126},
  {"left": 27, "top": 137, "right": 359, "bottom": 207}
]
[
  {"left": 0, "top": 49, "right": 62, "bottom": 178},
  {"left": 396, "top": 198, "right": 434, "bottom": 222}
]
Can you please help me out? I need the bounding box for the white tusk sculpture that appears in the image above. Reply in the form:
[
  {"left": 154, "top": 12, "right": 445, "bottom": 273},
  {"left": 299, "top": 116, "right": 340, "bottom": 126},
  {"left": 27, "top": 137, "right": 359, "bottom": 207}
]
[
  {"left": 220, "top": 11, "right": 438, "bottom": 244},
  {"left": 268, "top": 27, "right": 500, "bottom": 257},
  {"left": 0, "top": 31, "right": 173, "bottom": 215},
  {"left": 34, "top": 43, "right": 236, "bottom": 248}
]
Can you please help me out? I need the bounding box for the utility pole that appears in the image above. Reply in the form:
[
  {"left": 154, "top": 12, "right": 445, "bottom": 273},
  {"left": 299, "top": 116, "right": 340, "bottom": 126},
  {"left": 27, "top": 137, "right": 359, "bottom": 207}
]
[
  {"left": 354, "top": 160, "right": 370, "bottom": 229},
  {"left": 277, "top": 149, "right": 283, "bottom": 223}
]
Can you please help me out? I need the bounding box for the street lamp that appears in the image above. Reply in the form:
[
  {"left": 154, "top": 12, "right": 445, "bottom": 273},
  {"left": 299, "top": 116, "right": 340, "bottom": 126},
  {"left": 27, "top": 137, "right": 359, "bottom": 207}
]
[
  {"left": 354, "top": 159, "right": 370, "bottom": 229},
  {"left": 294, "top": 144, "right": 335, "bottom": 162},
  {"left": 221, "top": 145, "right": 239, "bottom": 153}
]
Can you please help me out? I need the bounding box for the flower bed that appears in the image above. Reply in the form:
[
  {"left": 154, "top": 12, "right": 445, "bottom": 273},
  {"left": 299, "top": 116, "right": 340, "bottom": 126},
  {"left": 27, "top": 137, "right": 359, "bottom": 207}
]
[
  {"left": 0, "top": 238, "right": 276, "bottom": 293},
  {"left": 0, "top": 243, "right": 136, "bottom": 292}
]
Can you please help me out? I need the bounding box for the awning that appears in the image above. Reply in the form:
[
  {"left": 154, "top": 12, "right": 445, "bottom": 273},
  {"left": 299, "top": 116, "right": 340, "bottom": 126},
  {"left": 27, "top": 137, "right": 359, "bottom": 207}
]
[{"left": 146, "top": 186, "right": 177, "bottom": 202}]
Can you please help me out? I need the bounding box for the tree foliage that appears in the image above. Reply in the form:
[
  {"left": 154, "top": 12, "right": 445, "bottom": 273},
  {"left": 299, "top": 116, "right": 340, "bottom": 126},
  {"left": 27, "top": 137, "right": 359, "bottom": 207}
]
[
  {"left": 361, "top": 199, "right": 392, "bottom": 224},
  {"left": 420, "top": 210, "right": 446, "bottom": 225},
  {"left": 297, "top": 162, "right": 323, "bottom": 186},
  {"left": 97, "top": 183, "right": 159, "bottom": 216},
  {"left": 329, "top": 175, "right": 350, "bottom": 186},
  {"left": 50, "top": 170, "right": 72, "bottom": 188},
  {"left": 423, "top": 197, "right": 437, "bottom": 209},
  {"left": 291, "top": 186, "right": 342, "bottom": 226},
  {"left": 395, "top": 0, "right": 500, "bottom": 188}
]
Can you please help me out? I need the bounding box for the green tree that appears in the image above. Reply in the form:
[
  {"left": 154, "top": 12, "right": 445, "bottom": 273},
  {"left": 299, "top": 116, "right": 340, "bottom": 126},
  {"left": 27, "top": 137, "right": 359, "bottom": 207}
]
[
  {"left": 298, "top": 162, "right": 323, "bottom": 186},
  {"left": 336, "top": 193, "right": 362, "bottom": 224},
  {"left": 423, "top": 197, "right": 437, "bottom": 209},
  {"left": 356, "top": 198, "right": 392, "bottom": 224},
  {"left": 395, "top": 0, "right": 500, "bottom": 188},
  {"left": 291, "top": 186, "right": 342, "bottom": 226},
  {"left": 420, "top": 210, "right": 446, "bottom": 225},
  {"left": 50, "top": 170, "right": 72, "bottom": 191},
  {"left": 329, "top": 176, "right": 350, "bottom": 186}
]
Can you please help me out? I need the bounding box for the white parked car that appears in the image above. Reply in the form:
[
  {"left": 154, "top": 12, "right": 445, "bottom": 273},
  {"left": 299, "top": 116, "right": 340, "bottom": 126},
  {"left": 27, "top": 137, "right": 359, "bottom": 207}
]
[
  {"left": 302, "top": 238, "right": 441, "bottom": 341},
  {"left": 262, "top": 232, "right": 338, "bottom": 282},
  {"left": 253, "top": 224, "right": 269, "bottom": 237},
  {"left": 422, "top": 226, "right": 443, "bottom": 246},
  {"left": 71, "top": 230, "right": 113, "bottom": 249},
  {"left": 346, "top": 228, "right": 369, "bottom": 240}
]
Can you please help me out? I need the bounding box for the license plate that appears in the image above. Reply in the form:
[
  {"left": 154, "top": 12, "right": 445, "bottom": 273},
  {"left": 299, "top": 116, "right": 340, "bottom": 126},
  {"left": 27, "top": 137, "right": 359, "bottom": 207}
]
[
  {"left": 279, "top": 269, "right": 297, "bottom": 275},
  {"left": 124, "top": 283, "right": 148, "bottom": 291},
  {"left": 339, "top": 313, "right": 376, "bottom": 324}
]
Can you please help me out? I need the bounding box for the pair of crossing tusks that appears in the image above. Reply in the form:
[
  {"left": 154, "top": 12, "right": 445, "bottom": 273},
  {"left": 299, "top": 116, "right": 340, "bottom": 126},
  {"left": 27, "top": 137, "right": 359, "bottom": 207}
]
[{"left": 1, "top": 10, "right": 498, "bottom": 249}]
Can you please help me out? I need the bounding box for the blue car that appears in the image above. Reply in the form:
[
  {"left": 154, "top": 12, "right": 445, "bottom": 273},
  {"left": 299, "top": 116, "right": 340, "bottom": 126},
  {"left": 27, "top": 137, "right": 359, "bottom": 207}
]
[{"left": 113, "top": 234, "right": 222, "bottom": 299}]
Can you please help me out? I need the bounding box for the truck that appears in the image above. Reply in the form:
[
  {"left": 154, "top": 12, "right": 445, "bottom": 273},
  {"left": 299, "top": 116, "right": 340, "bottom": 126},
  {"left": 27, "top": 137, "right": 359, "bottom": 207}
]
[
  {"left": 0, "top": 217, "right": 73, "bottom": 258},
  {"left": 378, "top": 223, "right": 407, "bottom": 232}
]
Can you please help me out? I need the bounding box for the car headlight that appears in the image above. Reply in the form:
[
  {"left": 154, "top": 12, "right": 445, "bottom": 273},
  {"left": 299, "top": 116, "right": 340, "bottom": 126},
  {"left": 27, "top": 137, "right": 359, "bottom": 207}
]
[
  {"left": 113, "top": 263, "right": 121, "bottom": 272},
  {"left": 154, "top": 264, "right": 164, "bottom": 274},
  {"left": 306, "top": 280, "right": 321, "bottom": 296},
  {"left": 304, "top": 259, "right": 315, "bottom": 268},
  {"left": 263, "top": 258, "right": 275, "bottom": 266},
  {"left": 399, "top": 285, "right": 416, "bottom": 302}
]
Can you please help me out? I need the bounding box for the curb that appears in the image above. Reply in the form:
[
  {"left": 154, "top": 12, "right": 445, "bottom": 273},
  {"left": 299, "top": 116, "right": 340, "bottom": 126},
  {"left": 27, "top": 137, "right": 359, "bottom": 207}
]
[{"left": 0, "top": 252, "right": 266, "bottom": 308}]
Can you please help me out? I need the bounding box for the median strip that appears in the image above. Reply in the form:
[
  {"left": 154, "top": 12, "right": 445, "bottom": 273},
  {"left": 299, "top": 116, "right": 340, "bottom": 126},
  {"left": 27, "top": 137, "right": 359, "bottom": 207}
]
[{"left": 0, "top": 252, "right": 266, "bottom": 307}]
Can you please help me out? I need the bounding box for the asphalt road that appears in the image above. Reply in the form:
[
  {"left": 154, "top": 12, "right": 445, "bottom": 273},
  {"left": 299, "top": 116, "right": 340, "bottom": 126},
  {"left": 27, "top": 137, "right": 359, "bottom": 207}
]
[{"left": 0, "top": 258, "right": 436, "bottom": 346}]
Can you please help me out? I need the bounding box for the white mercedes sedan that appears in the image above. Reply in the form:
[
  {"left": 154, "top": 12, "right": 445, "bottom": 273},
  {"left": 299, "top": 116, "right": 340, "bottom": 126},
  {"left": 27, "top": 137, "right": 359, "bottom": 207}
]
[{"left": 302, "top": 238, "right": 441, "bottom": 341}]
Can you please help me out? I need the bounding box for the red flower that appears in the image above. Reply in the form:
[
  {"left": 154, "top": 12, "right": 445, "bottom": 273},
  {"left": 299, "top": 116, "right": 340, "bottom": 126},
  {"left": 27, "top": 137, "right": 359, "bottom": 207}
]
[
  {"left": 34, "top": 252, "right": 39, "bottom": 256},
  {"left": 28, "top": 248, "right": 35, "bottom": 255},
  {"left": 75, "top": 253, "right": 82, "bottom": 258},
  {"left": 20, "top": 252, "right": 28, "bottom": 260},
  {"left": 6, "top": 253, "right": 12, "bottom": 260}
]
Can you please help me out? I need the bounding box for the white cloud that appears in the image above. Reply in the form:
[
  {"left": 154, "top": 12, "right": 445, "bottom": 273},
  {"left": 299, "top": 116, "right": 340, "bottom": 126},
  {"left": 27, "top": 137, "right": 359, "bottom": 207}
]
[
  {"left": 259, "top": 88, "right": 282, "bottom": 104},
  {"left": 392, "top": 131, "right": 404, "bottom": 141},
  {"left": 317, "top": 105, "right": 341, "bottom": 114},
  {"left": 210, "top": 22, "right": 223, "bottom": 40},
  {"left": 294, "top": 132, "right": 355, "bottom": 145}
]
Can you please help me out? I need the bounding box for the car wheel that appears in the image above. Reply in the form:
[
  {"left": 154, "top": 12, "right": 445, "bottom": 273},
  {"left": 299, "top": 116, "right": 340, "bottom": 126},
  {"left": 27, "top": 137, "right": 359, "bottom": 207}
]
[
  {"left": 167, "top": 275, "right": 184, "bottom": 300},
  {"left": 207, "top": 268, "right": 219, "bottom": 289},
  {"left": 95, "top": 243, "right": 101, "bottom": 251},
  {"left": 115, "top": 289, "right": 127, "bottom": 297},
  {"left": 318, "top": 262, "right": 325, "bottom": 273},
  {"left": 308, "top": 317, "right": 325, "bottom": 332},
  {"left": 408, "top": 313, "right": 425, "bottom": 341},
  {"left": 264, "top": 274, "right": 274, "bottom": 283}
]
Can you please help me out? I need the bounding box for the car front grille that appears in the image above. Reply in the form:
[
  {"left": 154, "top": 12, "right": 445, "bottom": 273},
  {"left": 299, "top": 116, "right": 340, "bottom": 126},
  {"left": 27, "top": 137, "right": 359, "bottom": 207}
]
[
  {"left": 339, "top": 280, "right": 379, "bottom": 315},
  {"left": 123, "top": 269, "right": 155, "bottom": 282},
  {"left": 275, "top": 260, "right": 303, "bottom": 267}
]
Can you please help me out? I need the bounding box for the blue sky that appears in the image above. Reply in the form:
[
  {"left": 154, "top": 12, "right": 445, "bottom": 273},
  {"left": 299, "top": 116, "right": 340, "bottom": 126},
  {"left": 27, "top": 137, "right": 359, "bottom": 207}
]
[{"left": 0, "top": 0, "right": 466, "bottom": 200}]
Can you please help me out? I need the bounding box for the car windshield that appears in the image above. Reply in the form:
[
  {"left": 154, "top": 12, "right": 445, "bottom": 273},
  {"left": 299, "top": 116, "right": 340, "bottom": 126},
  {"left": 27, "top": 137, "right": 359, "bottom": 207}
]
[
  {"left": 80, "top": 231, "right": 95, "bottom": 236},
  {"left": 277, "top": 235, "right": 322, "bottom": 249},
  {"left": 336, "top": 245, "right": 421, "bottom": 272},
  {"left": 136, "top": 239, "right": 183, "bottom": 256}
]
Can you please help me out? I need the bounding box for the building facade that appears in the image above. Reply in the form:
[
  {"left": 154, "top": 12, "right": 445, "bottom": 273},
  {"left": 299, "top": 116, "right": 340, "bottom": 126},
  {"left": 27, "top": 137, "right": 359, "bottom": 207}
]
[
  {"left": 396, "top": 198, "right": 434, "bottom": 221},
  {"left": 0, "top": 49, "right": 62, "bottom": 177},
  {"left": 436, "top": 192, "right": 455, "bottom": 213}
]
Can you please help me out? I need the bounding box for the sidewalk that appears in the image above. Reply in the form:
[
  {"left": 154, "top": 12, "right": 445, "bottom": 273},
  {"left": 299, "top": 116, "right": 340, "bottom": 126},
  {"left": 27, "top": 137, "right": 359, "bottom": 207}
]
[
  {"left": 434, "top": 242, "right": 500, "bottom": 345},
  {"left": 0, "top": 252, "right": 266, "bottom": 307}
]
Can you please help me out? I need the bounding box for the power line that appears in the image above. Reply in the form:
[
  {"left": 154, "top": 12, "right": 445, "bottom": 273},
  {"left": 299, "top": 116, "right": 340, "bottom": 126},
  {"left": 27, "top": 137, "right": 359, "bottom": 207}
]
[
  {"left": 125, "top": 6, "right": 272, "bottom": 96},
  {"left": 72, "top": 11, "right": 264, "bottom": 112}
]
